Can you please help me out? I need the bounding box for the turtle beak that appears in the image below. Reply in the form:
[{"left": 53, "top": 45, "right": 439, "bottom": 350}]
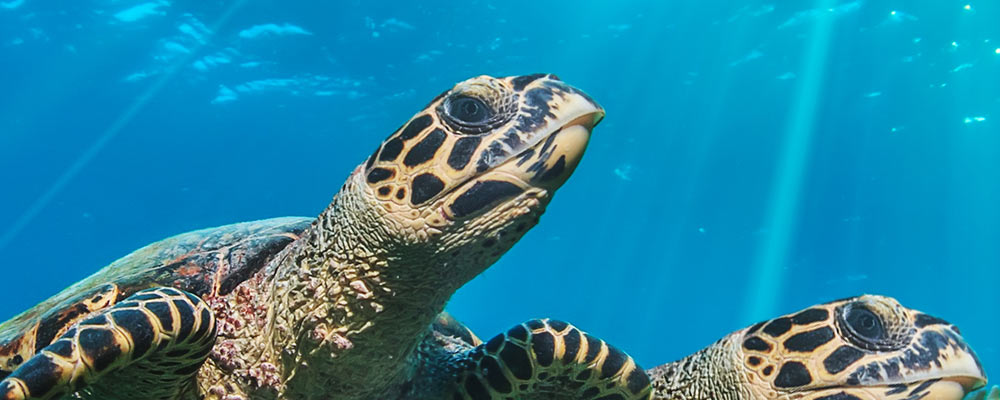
[
  {"left": 889, "top": 321, "right": 988, "bottom": 399},
  {"left": 491, "top": 80, "right": 604, "bottom": 191},
  {"left": 521, "top": 109, "right": 602, "bottom": 190}
]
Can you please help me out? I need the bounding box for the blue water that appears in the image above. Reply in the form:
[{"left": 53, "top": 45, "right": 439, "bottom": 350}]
[{"left": 1, "top": 0, "right": 997, "bottom": 383}]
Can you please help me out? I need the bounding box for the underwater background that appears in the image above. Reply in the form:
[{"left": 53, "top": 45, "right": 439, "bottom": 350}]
[{"left": 0, "top": 0, "right": 997, "bottom": 381}]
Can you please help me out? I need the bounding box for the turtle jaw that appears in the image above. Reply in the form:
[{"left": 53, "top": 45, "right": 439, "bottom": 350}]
[
  {"left": 427, "top": 75, "right": 604, "bottom": 222},
  {"left": 801, "top": 376, "right": 986, "bottom": 400},
  {"left": 516, "top": 111, "right": 603, "bottom": 190},
  {"left": 942, "top": 375, "right": 990, "bottom": 396},
  {"left": 415, "top": 105, "right": 602, "bottom": 284},
  {"left": 868, "top": 362, "right": 988, "bottom": 400},
  {"left": 924, "top": 380, "right": 983, "bottom": 400},
  {"left": 436, "top": 107, "right": 604, "bottom": 222}
]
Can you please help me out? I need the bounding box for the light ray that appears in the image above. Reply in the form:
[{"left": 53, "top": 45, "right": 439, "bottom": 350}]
[{"left": 742, "top": 0, "right": 837, "bottom": 322}]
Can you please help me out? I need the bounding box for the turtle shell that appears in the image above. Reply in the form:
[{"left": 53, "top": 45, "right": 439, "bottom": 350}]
[{"left": 0, "top": 216, "right": 313, "bottom": 378}]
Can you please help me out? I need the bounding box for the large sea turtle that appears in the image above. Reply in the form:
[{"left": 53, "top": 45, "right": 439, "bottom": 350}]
[{"left": 0, "top": 74, "right": 645, "bottom": 400}]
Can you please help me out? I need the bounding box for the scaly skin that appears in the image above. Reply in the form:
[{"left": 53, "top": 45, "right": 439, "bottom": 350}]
[
  {"left": 646, "top": 335, "right": 751, "bottom": 399},
  {"left": 261, "top": 170, "right": 550, "bottom": 398}
]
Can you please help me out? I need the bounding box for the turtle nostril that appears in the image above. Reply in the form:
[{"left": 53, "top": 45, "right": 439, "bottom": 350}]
[
  {"left": 951, "top": 325, "right": 962, "bottom": 335},
  {"left": 547, "top": 74, "right": 562, "bottom": 81}
]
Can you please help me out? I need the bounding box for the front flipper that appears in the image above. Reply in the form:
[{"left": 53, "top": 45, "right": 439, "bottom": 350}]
[
  {"left": 0, "top": 287, "right": 216, "bottom": 400},
  {"left": 453, "top": 319, "right": 651, "bottom": 400}
]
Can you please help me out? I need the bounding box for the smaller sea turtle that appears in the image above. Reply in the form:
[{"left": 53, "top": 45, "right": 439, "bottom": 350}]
[
  {"left": 642, "top": 295, "right": 987, "bottom": 400},
  {"left": 402, "top": 295, "right": 989, "bottom": 400}
]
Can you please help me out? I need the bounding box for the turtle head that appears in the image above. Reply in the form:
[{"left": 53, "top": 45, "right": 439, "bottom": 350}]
[
  {"left": 737, "top": 295, "right": 986, "bottom": 400},
  {"left": 350, "top": 73, "right": 602, "bottom": 282}
]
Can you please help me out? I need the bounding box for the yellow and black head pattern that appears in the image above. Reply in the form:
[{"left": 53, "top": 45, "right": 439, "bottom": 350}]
[
  {"left": 737, "top": 295, "right": 986, "bottom": 400},
  {"left": 360, "top": 73, "right": 603, "bottom": 225}
]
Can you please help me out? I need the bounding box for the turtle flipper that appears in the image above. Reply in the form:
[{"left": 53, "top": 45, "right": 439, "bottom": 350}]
[
  {"left": 0, "top": 287, "right": 215, "bottom": 400},
  {"left": 453, "top": 319, "right": 652, "bottom": 400}
]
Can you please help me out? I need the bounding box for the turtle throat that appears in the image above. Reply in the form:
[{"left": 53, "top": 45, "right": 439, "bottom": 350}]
[
  {"left": 647, "top": 333, "right": 748, "bottom": 400},
  {"left": 261, "top": 168, "right": 548, "bottom": 400}
]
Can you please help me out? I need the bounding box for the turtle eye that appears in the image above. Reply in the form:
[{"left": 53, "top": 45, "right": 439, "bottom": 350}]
[
  {"left": 437, "top": 86, "right": 514, "bottom": 135},
  {"left": 447, "top": 96, "right": 491, "bottom": 124},
  {"left": 845, "top": 306, "right": 885, "bottom": 341}
]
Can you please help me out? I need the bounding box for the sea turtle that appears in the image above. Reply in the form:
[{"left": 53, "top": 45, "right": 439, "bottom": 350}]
[
  {"left": 419, "top": 295, "right": 991, "bottom": 400},
  {"left": 0, "top": 74, "right": 642, "bottom": 400},
  {"left": 641, "top": 294, "right": 990, "bottom": 399}
]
